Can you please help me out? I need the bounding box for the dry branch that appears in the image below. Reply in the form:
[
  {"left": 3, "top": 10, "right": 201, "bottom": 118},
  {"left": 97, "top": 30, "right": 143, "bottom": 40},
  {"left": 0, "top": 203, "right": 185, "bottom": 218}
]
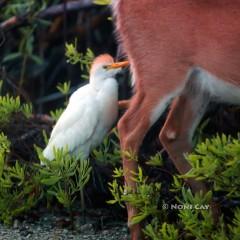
[
  {"left": 0, "top": 0, "right": 96, "bottom": 31},
  {"left": 39, "top": 0, "right": 94, "bottom": 18}
]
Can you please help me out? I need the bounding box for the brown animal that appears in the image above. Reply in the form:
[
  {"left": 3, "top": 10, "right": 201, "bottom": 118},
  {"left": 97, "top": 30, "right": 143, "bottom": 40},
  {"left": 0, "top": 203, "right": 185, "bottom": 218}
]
[{"left": 112, "top": 1, "right": 240, "bottom": 239}]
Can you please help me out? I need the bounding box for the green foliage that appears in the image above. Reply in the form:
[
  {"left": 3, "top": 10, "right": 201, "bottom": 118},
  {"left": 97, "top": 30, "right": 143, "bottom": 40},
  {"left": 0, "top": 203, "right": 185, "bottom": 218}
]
[
  {"left": 0, "top": 134, "right": 42, "bottom": 225},
  {"left": 108, "top": 166, "right": 162, "bottom": 225},
  {"left": 65, "top": 41, "right": 95, "bottom": 80},
  {"left": 0, "top": 94, "right": 32, "bottom": 126},
  {"left": 36, "top": 146, "right": 92, "bottom": 212},
  {"left": 0, "top": 80, "right": 3, "bottom": 94},
  {"left": 57, "top": 81, "right": 71, "bottom": 107},
  {"left": 50, "top": 108, "right": 64, "bottom": 122},
  {"left": 49, "top": 80, "right": 71, "bottom": 121},
  {"left": 0, "top": 95, "right": 21, "bottom": 121},
  {"left": 21, "top": 102, "right": 33, "bottom": 118},
  {"left": 229, "top": 208, "right": 240, "bottom": 240},
  {"left": 146, "top": 153, "right": 163, "bottom": 167},
  {"left": 1, "top": 1, "right": 52, "bottom": 86},
  {"left": 56, "top": 81, "right": 71, "bottom": 96},
  {"left": 92, "top": 128, "right": 121, "bottom": 166},
  {"left": 183, "top": 134, "right": 240, "bottom": 198},
  {"left": 177, "top": 189, "right": 214, "bottom": 239},
  {"left": 143, "top": 220, "right": 178, "bottom": 240},
  {"left": 0, "top": 133, "right": 11, "bottom": 157},
  {"left": 141, "top": 186, "right": 233, "bottom": 240},
  {"left": 94, "top": 0, "right": 112, "bottom": 5},
  {"left": 108, "top": 133, "right": 240, "bottom": 239},
  {"left": 176, "top": 188, "right": 240, "bottom": 240},
  {"left": 2, "top": 0, "right": 50, "bottom": 18},
  {"left": 0, "top": 135, "right": 92, "bottom": 225},
  {"left": 193, "top": 118, "right": 210, "bottom": 145}
]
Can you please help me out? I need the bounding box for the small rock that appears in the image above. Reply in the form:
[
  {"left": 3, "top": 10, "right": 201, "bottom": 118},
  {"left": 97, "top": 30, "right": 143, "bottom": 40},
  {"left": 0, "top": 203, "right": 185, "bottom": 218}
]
[
  {"left": 101, "top": 230, "right": 109, "bottom": 235},
  {"left": 26, "top": 233, "right": 32, "bottom": 239},
  {"left": 79, "top": 223, "right": 94, "bottom": 233},
  {"left": 13, "top": 219, "right": 19, "bottom": 229}
]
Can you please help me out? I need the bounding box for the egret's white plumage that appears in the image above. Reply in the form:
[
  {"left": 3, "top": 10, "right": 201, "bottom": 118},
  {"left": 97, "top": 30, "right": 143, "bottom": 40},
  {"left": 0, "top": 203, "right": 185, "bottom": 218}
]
[{"left": 43, "top": 54, "right": 122, "bottom": 160}]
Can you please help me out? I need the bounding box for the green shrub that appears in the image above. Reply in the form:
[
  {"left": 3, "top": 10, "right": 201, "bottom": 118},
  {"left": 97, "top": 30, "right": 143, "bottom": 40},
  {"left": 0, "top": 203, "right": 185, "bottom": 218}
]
[
  {"left": 0, "top": 94, "right": 32, "bottom": 126},
  {"left": 92, "top": 128, "right": 121, "bottom": 166},
  {"left": 0, "top": 135, "right": 92, "bottom": 225},
  {"left": 184, "top": 134, "right": 240, "bottom": 198},
  {"left": 65, "top": 42, "right": 95, "bottom": 80},
  {"left": 0, "top": 133, "right": 41, "bottom": 225},
  {"left": 108, "top": 134, "right": 240, "bottom": 240},
  {"left": 143, "top": 220, "right": 178, "bottom": 240},
  {"left": 108, "top": 163, "right": 165, "bottom": 225},
  {"left": 36, "top": 146, "right": 92, "bottom": 214}
]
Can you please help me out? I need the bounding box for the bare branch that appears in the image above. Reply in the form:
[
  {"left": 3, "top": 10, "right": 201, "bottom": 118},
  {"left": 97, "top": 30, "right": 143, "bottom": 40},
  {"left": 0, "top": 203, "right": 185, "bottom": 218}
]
[
  {"left": 0, "top": 27, "right": 5, "bottom": 47},
  {"left": 0, "top": 16, "right": 27, "bottom": 30},
  {"left": 0, "top": 0, "right": 98, "bottom": 31},
  {"left": 38, "top": 0, "right": 94, "bottom": 18}
]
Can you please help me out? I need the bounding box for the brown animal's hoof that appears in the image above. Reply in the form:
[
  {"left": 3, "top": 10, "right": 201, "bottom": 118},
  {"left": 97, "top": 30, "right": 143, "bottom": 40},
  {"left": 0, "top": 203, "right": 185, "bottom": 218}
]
[
  {"left": 130, "top": 224, "right": 143, "bottom": 240},
  {"left": 127, "top": 206, "right": 143, "bottom": 240}
]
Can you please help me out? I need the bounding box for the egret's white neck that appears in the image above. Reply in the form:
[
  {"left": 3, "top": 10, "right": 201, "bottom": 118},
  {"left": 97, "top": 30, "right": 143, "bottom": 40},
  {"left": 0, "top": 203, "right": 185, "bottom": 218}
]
[{"left": 89, "top": 73, "right": 105, "bottom": 90}]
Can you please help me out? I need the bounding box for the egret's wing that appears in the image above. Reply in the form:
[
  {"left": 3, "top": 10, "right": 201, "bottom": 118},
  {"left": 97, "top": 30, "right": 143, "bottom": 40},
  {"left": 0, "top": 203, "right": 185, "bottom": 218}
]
[
  {"left": 44, "top": 86, "right": 99, "bottom": 159},
  {"left": 50, "top": 84, "right": 94, "bottom": 140}
]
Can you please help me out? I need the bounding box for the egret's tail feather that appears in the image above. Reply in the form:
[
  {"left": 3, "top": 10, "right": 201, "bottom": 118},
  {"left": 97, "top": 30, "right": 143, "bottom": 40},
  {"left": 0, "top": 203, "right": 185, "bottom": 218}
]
[{"left": 42, "top": 146, "right": 55, "bottom": 161}]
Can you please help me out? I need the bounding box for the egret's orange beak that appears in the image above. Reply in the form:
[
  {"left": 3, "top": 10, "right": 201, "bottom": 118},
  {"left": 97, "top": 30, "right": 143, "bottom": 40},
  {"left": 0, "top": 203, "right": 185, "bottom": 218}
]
[{"left": 106, "top": 60, "right": 129, "bottom": 69}]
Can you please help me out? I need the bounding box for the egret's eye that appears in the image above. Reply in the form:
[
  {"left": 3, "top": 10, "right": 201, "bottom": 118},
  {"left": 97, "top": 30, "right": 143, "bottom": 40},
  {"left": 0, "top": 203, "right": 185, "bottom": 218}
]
[{"left": 103, "top": 65, "right": 108, "bottom": 69}]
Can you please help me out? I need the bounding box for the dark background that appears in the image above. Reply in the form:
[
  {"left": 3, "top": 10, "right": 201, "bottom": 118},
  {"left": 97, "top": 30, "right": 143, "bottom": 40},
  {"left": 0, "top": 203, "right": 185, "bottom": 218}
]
[{"left": 0, "top": 0, "right": 120, "bottom": 114}]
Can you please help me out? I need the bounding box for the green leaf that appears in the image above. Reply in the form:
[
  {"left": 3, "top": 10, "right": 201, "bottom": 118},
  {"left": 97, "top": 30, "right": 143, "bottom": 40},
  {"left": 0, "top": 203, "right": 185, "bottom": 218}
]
[
  {"left": 30, "top": 55, "right": 44, "bottom": 65},
  {"left": 3, "top": 52, "right": 22, "bottom": 63},
  {"left": 94, "top": 0, "right": 111, "bottom": 5},
  {"left": 40, "top": 176, "right": 61, "bottom": 186}
]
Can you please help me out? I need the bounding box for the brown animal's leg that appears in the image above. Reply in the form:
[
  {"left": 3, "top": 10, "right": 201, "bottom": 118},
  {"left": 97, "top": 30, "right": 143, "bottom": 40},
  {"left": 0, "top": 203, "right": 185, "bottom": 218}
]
[
  {"left": 118, "top": 92, "right": 170, "bottom": 240},
  {"left": 118, "top": 99, "right": 131, "bottom": 110},
  {"left": 118, "top": 93, "right": 147, "bottom": 240},
  {"left": 159, "top": 69, "right": 210, "bottom": 192},
  {"left": 160, "top": 69, "right": 221, "bottom": 222}
]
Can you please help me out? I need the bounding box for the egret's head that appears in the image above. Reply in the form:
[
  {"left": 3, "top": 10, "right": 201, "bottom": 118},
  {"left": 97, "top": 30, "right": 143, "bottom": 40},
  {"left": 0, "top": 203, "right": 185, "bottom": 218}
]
[{"left": 90, "top": 54, "right": 129, "bottom": 82}]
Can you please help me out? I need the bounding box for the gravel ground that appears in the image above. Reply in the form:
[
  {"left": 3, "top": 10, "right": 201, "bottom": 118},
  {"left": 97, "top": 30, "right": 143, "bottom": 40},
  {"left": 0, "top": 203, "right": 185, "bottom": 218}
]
[{"left": 0, "top": 212, "right": 129, "bottom": 240}]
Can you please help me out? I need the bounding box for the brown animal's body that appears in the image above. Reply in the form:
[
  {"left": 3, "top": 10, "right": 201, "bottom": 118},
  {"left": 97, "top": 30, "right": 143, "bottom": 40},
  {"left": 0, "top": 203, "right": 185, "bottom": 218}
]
[{"left": 113, "top": 1, "right": 240, "bottom": 239}]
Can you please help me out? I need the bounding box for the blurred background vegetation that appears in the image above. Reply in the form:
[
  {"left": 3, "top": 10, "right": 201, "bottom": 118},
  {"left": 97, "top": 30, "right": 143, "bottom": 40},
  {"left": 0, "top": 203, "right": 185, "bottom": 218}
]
[{"left": 0, "top": 0, "right": 117, "bottom": 113}]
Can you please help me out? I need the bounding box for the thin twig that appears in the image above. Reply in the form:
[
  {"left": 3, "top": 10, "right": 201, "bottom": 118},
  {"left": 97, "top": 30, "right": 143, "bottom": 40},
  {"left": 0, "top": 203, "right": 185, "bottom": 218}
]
[
  {"left": 0, "top": 67, "right": 31, "bottom": 102},
  {"left": 0, "top": 15, "right": 27, "bottom": 30},
  {"left": 39, "top": 0, "right": 93, "bottom": 18},
  {"left": 0, "top": 27, "right": 5, "bottom": 47},
  {"left": 35, "top": 85, "right": 82, "bottom": 105}
]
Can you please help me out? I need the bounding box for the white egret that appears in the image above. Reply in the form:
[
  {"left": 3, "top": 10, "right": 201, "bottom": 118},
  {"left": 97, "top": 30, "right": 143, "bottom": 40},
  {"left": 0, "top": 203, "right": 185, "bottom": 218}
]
[{"left": 43, "top": 54, "right": 129, "bottom": 160}]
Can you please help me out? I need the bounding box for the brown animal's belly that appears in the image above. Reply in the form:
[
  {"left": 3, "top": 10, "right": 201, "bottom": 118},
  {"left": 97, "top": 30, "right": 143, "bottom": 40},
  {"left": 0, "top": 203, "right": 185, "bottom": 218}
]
[{"left": 114, "top": 0, "right": 240, "bottom": 87}]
